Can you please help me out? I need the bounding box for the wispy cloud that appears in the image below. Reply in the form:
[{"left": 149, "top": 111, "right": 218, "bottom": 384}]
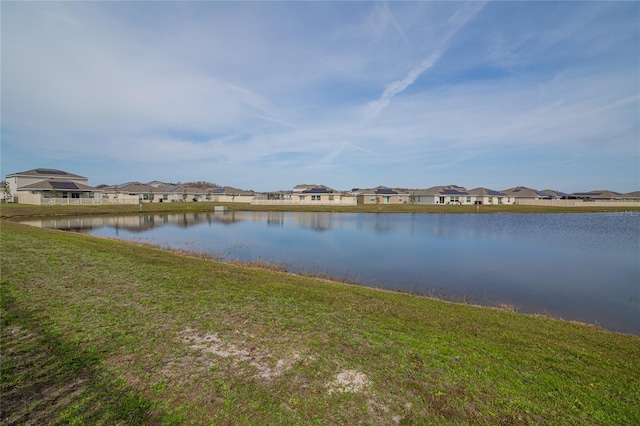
[
  {"left": 362, "top": 2, "right": 487, "bottom": 123},
  {"left": 1, "top": 1, "right": 637, "bottom": 192}
]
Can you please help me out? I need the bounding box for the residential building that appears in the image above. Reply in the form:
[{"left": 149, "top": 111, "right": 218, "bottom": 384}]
[
  {"left": 411, "top": 185, "right": 471, "bottom": 204},
  {"left": 4, "top": 168, "right": 102, "bottom": 203},
  {"left": 355, "top": 186, "right": 410, "bottom": 205},
  {"left": 501, "top": 186, "right": 554, "bottom": 201},
  {"left": 467, "top": 187, "right": 512, "bottom": 205}
]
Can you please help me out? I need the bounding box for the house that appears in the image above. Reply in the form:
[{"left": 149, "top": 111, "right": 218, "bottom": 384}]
[
  {"left": 501, "top": 186, "right": 554, "bottom": 202},
  {"left": 295, "top": 185, "right": 341, "bottom": 203},
  {"left": 620, "top": 191, "right": 640, "bottom": 201},
  {"left": 569, "top": 190, "right": 622, "bottom": 201},
  {"left": 541, "top": 189, "right": 572, "bottom": 199},
  {"left": 4, "top": 168, "right": 102, "bottom": 203},
  {"left": 103, "top": 182, "right": 209, "bottom": 202},
  {"left": 209, "top": 186, "right": 257, "bottom": 203},
  {"left": 355, "top": 186, "right": 410, "bottom": 205},
  {"left": 467, "top": 187, "right": 512, "bottom": 205},
  {"left": 410, "top": 185, "right": 471, "bottom": 205}
]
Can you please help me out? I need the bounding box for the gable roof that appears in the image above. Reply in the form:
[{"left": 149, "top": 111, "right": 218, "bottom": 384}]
[
  {"left": 412, "top": 185, "right": 468, "bottom": 196},
  {"left": 571, "top": 190, "right": 622, "bottom": 199},
  {"left": 467, "top": 187, "right": 506, "bottom": 197},
  {"left": 501, "top": 186, "right": 553, "bottom": 198},
  {"left": 6, "top": 168, "right": 87, "bottom": 179},
  {"left": 20, "top": 178, "right": 98, "bottom": 192}
]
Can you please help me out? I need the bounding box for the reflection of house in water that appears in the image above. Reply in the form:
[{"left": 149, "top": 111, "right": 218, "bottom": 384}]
[
  {"left": 21, "top": 212, "right": 247, "bottom": 233},
  {"left": 266, "top": 212, "right": 285, "bottom": 227},
  {"left": 293, "top": 212, "right": 334, "bottom": 232}
]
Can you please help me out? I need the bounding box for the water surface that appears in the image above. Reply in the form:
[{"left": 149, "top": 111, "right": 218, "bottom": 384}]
[{"left": 24, "top": 212, "right": 639, "bottom": 334}]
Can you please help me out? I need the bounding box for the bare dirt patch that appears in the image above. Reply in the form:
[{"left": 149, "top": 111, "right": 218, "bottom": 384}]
[
  {"left": 326, "top": 369, "right": 371, "bottom": 395},
  {"left": 179, "top": 328, "right": 301, "bottom": 380}
]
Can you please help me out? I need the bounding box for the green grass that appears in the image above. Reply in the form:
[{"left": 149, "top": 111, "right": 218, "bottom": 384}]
[
  {"left": 2, "top": 219, "right": 639, "bottom": 425},
  {"left": 1, "top": 201, "right": 638, "bottom": 219}
]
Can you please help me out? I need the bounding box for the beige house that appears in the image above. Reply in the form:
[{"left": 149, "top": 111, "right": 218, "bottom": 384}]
[
  {"left": 355, "top": 186, "right": 410, "bottom": 205},
  {"left": 4, "top": 168, "right": 102, "bottom": 204},
  {"left": 411, "top": 185, "right": 472, "bottom": 205},
  {"left": 467, "top": 187, "right": 513, "bottom": 205},
  {"left": 501, "top": 186, "right": 554, "bottom": 202},
  {"left": 209, "top": 186, "right": 257, "bottom": 203},
  {"left": 103, "top": 182, "right": 210, "bottom": 203}
]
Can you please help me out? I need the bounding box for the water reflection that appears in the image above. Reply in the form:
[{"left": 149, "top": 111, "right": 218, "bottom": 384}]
[{"left": 22, "top": 212, "right": 639, "bottom": 335}]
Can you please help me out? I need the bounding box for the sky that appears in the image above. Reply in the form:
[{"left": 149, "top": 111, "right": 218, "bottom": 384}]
[{"left": 2, "top": 1, "right": 639, "bottom": 193}]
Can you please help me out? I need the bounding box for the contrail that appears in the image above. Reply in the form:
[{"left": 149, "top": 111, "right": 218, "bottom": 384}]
[{"left": 362, "top": 2, "right": 487, "bottom": 124}]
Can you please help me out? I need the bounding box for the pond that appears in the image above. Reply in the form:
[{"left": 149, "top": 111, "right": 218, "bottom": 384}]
[{"left": 23, "top": 211, "right": 639, "bottom": 335}]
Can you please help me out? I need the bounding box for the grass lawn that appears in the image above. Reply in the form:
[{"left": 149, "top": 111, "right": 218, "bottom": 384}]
[
  {"left": 1, "top": 212, "right": 639, "bottom": 425},
  {"left": 1, "top": 201, "right": 639, "bottom": 219}
]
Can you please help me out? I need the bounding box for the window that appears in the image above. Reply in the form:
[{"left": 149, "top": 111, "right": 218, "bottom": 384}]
[
  {"left": 488, "top": 197, "right": 493, "bottom": 203},
  {"left": 311, "top": 195, "right": 321, "bottom": 201},
  {"left": 370, "top": 196, "right": 376, "bottom": 202},
  {"left": 328, "top": 195, "right": 334, "bottom": 201},
  {"left": 163, "top": 194, "right": 168, "bottom": 200},
  {"left": 398, "top": 196, "right": 403, "bottom": 202},
  {"left": 467, "top": 197, "right": 471, "bottom": 203},
  {"left": 451, "top": 196, "right": 459, "bottom": 203},
  {"left": 498, "top": 197, "right": 503, "bottom": 204},
  {"left": 71, "top": 193, "right": 80, "bottom": 199},
  {"left": 299, "top": 195, "right": 306, "bottom": 201}
]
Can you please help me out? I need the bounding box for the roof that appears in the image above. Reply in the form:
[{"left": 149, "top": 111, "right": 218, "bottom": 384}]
[
  {"left": 571, "top": 190, "right": 622, "bottom": 199},
  {"left": 467, "top": 187, "right": 507, "bottom": 197},
  {"left": 20, "top": 178, "right": 99, "bottom": 192},
  {"left": 621, "top": 191, "right": 640, "bottom": 199},
  {"left": 209, "top": 186, "right": 255, "bottom": 195},
  {"left": 412, "top": 185, "right": 468, "bottom": 196},
  {"left": 6, "top": 168, "right": 87, "bottom": 179},
  {"left": 357, "top": 186, "right": 410, "bottom": 195},
  {"left": 301, "top": 185, "right": 338, "bottom": 194},
  {"left": 541, "top": 189, "right": 571, "bottom": 198},
  {"left": 501, "top": 186, "right": 553, "bottom": 198}
]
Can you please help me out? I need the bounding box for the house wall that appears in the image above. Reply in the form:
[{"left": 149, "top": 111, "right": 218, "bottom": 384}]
[
  {"left": 212, "top": 194, "right": 256, "bottom": 203},
  {"left": 514, "top": 199, "right": 640, "bottom": 207},
  {"left": 252, "top": 196, "right": 357, "bottom": 206},
  {"left": 357, "top": 194, "right": 408, "bottom": 204},
  {"left": 8, "top": 175, "right": 89, "bottom": 195}
]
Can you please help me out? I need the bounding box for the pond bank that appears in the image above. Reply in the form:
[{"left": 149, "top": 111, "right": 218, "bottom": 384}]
[{"left": 2, "top": 220, "right": 639, "bottom": 424}]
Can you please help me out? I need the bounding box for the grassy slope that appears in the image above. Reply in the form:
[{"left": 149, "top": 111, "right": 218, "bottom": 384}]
[{"left": 1, "top": 220, "right": 639, "bottom": 425}]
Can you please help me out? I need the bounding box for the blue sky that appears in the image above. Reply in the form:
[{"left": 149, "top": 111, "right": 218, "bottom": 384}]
[{"left": 2, "top": 1, "right": 638, "bottom": 192}]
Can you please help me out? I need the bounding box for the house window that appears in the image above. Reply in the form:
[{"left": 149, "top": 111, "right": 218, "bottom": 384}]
[
  {"left": 71, "top": 193, "right": 80, "bottom": 199},
  {"left": 488, "top": 197, "right": 493, "bottom": 203},
  {"left": 370, "top": 196, "right": 376, "bottom": 202},
  {"left": 498, "top": 197, "right": 503, "bottom": 204},
  {"left": 467, "top": 197, "right": 471, "bottom": 203},
  {"left": 299, "top": 195, "right": 306, "bottom": 201},
  {"left": 329, "top": 195, "right": 334, "bottom": 201},
  {"left": 398, "top": 196, "right": 403, "bottom": 202},
  {"left": 311, "top": 195, "right": 321, "bottom": 201},
  {"left": 451, "top": 196, "right": 459, "bottom": 203},
  {"left": 163, "top": 194, "right": 168, "bottom": 200}
]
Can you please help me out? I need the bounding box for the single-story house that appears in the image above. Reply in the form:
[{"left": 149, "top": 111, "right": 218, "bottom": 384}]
[
  {"left": 620, "top": 191, "right": 640, "bottom": 201},
  {"left": 209, "top": 186, "right": 257, "bottom": 203},
  {"left": 355, "top": 186, "right": 410, "bottom": 205},
  {"left": 541, "top": 189, "right": 572, "bottom": 199},
  {"left": 103, "top": 182, "right": 210, "bottom": 203},
  {"left": 501, "top": 186, "right": 554, "bottom": 201},
  {"left": 569, "top": 190, "right": 623, "bottom": 201},
  {"left": 411, "top": 185, "right": 471, "bottom": 204},
  {"left": 4, "top": 168, "right": 102, "bottom": 202},
  {"left": 467, "top": 187, "right": 513, "bottom": 205}
]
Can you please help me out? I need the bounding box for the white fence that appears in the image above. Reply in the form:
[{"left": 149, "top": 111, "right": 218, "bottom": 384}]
[
  {"left": 13, "top": 194, "right": 140, "bottom": 205},
  {"left": 251, "top": 198, "right": 358, "bottom": 206},
  {"left": 515, "top": 199, "right": 640, "bottom": 207}
]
